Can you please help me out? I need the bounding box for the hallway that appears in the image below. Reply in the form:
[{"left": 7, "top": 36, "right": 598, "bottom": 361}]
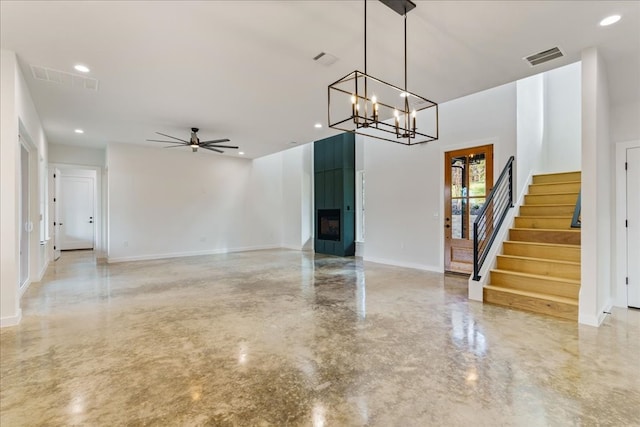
[{"left": 1, "top": 250, "right": 638, "bottom": 426}]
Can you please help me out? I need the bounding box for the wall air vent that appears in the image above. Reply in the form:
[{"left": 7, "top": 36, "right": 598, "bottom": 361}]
[
  {"left": 30, "top": 65, "right": 99, "bottom": 92},
  {"left": 524, "top": 47, "right": 564, "bottom": 67},
  {"left": 313, "top": 52, "right": 339, "bottom": 67}
]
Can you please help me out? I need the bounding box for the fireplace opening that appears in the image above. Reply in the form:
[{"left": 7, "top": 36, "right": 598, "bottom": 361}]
[{"left": 318, "top": 209, "right": 340, "bottom": 241}]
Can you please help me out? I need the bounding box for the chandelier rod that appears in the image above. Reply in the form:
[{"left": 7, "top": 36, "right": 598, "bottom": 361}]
[
  {"left": 364, "top": 0, "right": 368, "bottom": 120},
  {"left": 364, "top": 0, "right": 367, "bottom": 76},
  {"left": 404, "top": 12, "right": 407, "bottom": 93}
]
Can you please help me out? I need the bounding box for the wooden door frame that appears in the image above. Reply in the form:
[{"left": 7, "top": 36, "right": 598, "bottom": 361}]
[{"left": 444, "top": 144, "right": 494, "bottom": 273}]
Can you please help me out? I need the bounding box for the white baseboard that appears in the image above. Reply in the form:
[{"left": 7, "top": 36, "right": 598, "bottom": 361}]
[
  {"left": 0, "top": 309, "right": 22, "bottom": 328},
  {"left": 107, "top": 245, "right": 281, "bottom": 263},
  {"left": 281, "top": 245, "right": 303, "bottom": 251},
  {"left": 36, "top": 258, "right": 49, "bottom": 282},
  {"left": 363, "top": 256, "right": 441, "bottom": 273}
]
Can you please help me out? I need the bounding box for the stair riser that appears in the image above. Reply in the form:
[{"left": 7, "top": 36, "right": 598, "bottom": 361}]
[
  {"left": 514, "top": 217, "right": 573, "bottom": 229},
  {"left": 484, "top": 288, "right": 578, "bottom": 321},
  {"left": 528, "top": 182, "right": 581, "bottom": 194},
  {"left": 510, "top": 229, "right": 581, "bottom": 245},
  {"left": 532, "top": 172, "right": 582, "bottom": 184},
  {"left": 497, "top": 256, "right": 580, "bottom": 280},
  {"left": 490, "top": 271, "right": 579, "bottom": 298},
  {"left": 503, "top": 242, "right": 580, "bottom": 262},
  {"left": 525, "top": 194, "right": 579, "bottom": 205},
  {"left": 519, "top": 205, "right": 576, "bottom": 216}
]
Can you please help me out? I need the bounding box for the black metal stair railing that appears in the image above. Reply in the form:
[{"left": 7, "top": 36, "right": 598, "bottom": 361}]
[
  {"left": 571, "top": 191, "right": 581, "bottom": 228},
  {"left": 472, "top": 156, "right": 515, "bottom": 281}
]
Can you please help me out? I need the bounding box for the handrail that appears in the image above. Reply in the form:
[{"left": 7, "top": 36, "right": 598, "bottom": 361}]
[
  {"left": 472, "top": 156, "right": 515, "bottom": 281},
  {"left": 571, "top": 191, "right": 581, "bottom": 228}
]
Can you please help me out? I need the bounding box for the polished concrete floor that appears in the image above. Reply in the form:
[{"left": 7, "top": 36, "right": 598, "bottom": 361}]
[{"left": 1, "top": 249, "right": 639, "bottom": 426}]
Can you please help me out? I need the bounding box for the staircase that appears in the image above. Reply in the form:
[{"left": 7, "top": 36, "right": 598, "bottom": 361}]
[{"left": 483, "top": 171, "right": 581, "bottom": 321}]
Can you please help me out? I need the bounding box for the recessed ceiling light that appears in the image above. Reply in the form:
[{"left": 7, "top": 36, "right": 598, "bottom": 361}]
[
  {"left": 74, "top": 129, "right": 84, "bottom": 134},
  {"left": 314, "top": 123, "right": 322, "bottom": 128},
  {"left": 74, "top": 64, "right": 90, "bottom": 73},
  {"left": 600, "top": 15, "right": 621, "bottom": 26},
  {"left": 238, "top": 151, "right": 245, "bottom": 155}
]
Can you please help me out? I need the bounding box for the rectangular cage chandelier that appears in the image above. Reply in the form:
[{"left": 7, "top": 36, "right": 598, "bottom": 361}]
[{"left": 328, "top": 0, "right": 438, "bottom": 146}]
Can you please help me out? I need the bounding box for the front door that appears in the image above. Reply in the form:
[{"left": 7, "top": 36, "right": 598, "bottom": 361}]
[
  {"left": 60, "top": 175, "right": 95, "bottom": 250},
  {"left": 445, "top": 145, "right": 493, "bottom": 274}
]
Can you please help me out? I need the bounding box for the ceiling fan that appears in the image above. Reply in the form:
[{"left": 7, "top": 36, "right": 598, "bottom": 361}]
[{"left": 147, "top": 128, "right": 238, "bottom": 153}]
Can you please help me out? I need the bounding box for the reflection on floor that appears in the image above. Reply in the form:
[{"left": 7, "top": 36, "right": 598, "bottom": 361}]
[{"left": 1, "top": 249, "right": 638, "bottom": 425}]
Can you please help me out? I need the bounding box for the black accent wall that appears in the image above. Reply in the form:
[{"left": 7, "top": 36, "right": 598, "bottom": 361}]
[{"left": 314, "top": 133, "right": 355, "bottom": 256}]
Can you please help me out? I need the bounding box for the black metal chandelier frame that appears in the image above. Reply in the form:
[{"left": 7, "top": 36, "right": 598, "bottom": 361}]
[{"left": 328, "top": 0, "right": 439, "bottom": 145}]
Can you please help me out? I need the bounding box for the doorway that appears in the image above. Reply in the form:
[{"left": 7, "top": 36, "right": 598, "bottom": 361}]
[
  {"left": 59, "top": 173, "right": 95, "bottom": 251},
  {"left": 19, "top": 142, "right": 30, "bottom": 287},
  {"left": 444, "top": 144, "right": 494, "bottom": 274},
  {"left": 627, "top": 146, "right": 640, "bottom": 308}
]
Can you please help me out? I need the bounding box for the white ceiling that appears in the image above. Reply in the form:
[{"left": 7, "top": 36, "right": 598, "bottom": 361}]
[{"left": 1, "top": 1, "right": 639, "bottom": 158}]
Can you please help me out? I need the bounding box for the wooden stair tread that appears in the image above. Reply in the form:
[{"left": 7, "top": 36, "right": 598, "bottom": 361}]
[
  {"left": 497, "top": 254, "right": 580, "bottom": 266},
  {"left": 516, "top": 216, "right": 573, "bottom": 219},
  {"left": 534, "top": 171, "right": 581, "bottom": 176},
  {"left": 511, "top": 227, "right": 581, "bottom": 233},
  {"left": 520, "top": 204, "right": 576, "bottom": 207},
  {"left": 503, "top": 240, "right": 580, "bottom": 249},
  {"left": 530, "top": 180, "right": 581, "bottom": 185},
  {"left": 490, "top": 269, "right": 581, "bottom": 285},
  {"left": 484, "top": 285, "right": 578, "bottom": 305},
  {"left": 526, "top": 191, "right": 579, "bottom": 196}
]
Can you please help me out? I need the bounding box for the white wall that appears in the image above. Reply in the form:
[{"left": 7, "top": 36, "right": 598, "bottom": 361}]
[
  {"left": 1, "top": 49, "right": 49, "bottom": 327},
  {"left": 541, "top": 62, "right": 582, "bottom": 174},
  {"left": 363, "top": 82, "right": 517, "bottom": 271},
  {"left": 281, "top": 143, "right": 313, "bottom": 250},
  {"left": 49, "top": 143, "right": 105, "bottom": 167},
  {"left": 580, "top": 47, "right": 613, "bottom": 326},
  {"left": 106, "top": 143, "right": 302, "bottom": 262},
  {"left": 516, "top": 73, "right": 545, "bottom": 198},
  {"left": 611, "top": 101, "right": 640, "bottom": 143}
]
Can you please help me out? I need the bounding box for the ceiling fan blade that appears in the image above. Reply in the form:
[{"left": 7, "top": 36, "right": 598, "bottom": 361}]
[
  {"left": 200, "top": 138, "right": 230, "bottom": 144},
  {"left": 163, "top": 145, "right": 187, "bottom": 148},
  {"left": 201, "top": 144, "right": 238, "bottom": 149},
  {"left": 155, "top": 132, "right": 189, "bottom": 143},
  {"left": 200, "top": 146, "right": 224, "bottom": 154},
  {"left": 147, "top": 139, "right": 185, "bottom": 144}
]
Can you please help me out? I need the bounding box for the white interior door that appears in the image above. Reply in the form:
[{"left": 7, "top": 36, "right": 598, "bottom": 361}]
[
  {"left": 627, "top": 147, "right": 640, "bottom": 308},
  {"left": 20, "top": 143, "right": 30, "bottom": 287},
  {"left": 60, "top": 176, "right": 95, "bottom": 250},
  {"left": 52, "top": 168, "right": 61, "bottom": 260}
]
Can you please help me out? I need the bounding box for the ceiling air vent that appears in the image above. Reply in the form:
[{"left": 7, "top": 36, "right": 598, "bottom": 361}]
[
  {"left": 313, "top": 52, "right": 339, "bottom": 67},
  {"left": 31, "top": 65, "right": 99, "bottom": 92},
  {"left": 524, "top": 47, "right": 564, "bottom": 67}
]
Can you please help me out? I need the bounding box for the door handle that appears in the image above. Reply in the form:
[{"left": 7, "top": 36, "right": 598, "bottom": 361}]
[
  {"left": 59, "top": 222, "right": 63, "bottom": 226},
  {"left": 89, "top": 220, "right": 93, "bottom": 224}
]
